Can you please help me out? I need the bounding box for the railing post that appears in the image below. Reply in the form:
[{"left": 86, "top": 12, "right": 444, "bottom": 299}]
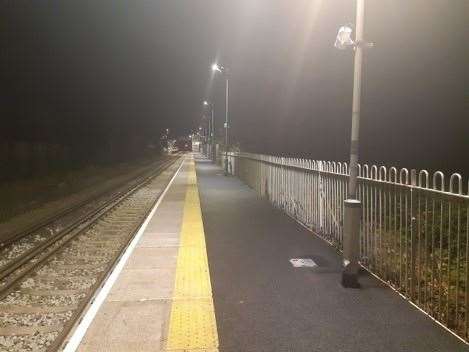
[
  {"left": 319, "top": 162, "right": 324, "bottom": 232},
  {"left": 410, "top": 169, "right": 417, "bottom": 300}
]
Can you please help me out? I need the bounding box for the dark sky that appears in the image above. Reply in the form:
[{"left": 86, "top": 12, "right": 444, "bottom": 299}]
[{"left": 0, "top": 0, "right": 467, "bottom": 173}]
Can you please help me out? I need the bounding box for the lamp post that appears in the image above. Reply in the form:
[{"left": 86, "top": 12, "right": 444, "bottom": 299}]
[
  {"left": 204, "top": 119, "right": 209, "bottom": 157},
  {"left": 201, "top": 115, "right": 209, "bottom": 157},
  {"left": 198, "top": 126, "right": 204, "bottom": 153},
  {"left": 335, "top": 0, "right": 372, "bottom": 288},
  {"left": 211, "top": 63, "right": 230, "bottom": 175},
  {"left": 203, "top": 100, "right": 215, "bottom": 162},
  {"left": 207, "top": 116, "right": 211, "bottom": 157}
]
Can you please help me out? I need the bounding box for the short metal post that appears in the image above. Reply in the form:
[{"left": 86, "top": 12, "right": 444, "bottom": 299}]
[{"left": 342, "top": 199, "right": 361, "bottom": 288}]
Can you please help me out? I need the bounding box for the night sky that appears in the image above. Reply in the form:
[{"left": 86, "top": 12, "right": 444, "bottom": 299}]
[{"left": 0, "top": 1, "right": 467, "bottom": 174}]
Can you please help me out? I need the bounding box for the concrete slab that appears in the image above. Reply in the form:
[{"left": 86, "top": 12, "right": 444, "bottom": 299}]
[
  {"left": 106, "top": 267, "right": 175, "bottom": 303},
  {"left": 78, "top": 300, "right": 168, "bottom": 352},
  {"left": 125, "top": 247, "right": 178, "bottom": 269},
  {"left": 150, "top": 203, "right": 185, "bottom": 215},
  {"left": 147, "top": 216, "right": 184, "bottom": 234},
  {"left": 136, "top": 232, "right": 180, "bottom": 248}
]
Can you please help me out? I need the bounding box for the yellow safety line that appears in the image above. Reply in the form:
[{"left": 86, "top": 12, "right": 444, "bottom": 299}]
[{"left": 166, "top": 157, "right": 219, "bottom": 351}]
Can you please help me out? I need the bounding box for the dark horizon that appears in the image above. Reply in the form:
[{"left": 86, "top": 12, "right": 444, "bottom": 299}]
[{"left": 1, "top": 0, "right": 467, "bottom": 177}]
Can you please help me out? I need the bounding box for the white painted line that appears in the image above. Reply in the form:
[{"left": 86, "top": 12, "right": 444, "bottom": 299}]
[
  {"left": 290, "top": 258, "right": 317, "bottom": 268},
  {"left": 62, "top": 159, "right": 185, "bottom": 352}
]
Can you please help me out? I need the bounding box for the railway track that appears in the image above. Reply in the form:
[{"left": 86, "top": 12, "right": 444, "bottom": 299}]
[
  {"left": 0, "top": 156, "right": 177, "bottom": 285},
  {"left": 0, "top": 155, "right": 183, "bottom": 352},
  {"left": 0, "top": 156, "right": 179, "bottom": 249}
]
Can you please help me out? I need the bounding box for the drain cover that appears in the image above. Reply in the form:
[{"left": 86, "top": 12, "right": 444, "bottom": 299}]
[{"left": 290, "top": 258, "right": 317, "bottom": 268}]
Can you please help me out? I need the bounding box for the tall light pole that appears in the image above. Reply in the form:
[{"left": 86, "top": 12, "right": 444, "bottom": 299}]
[
  {"left": 207, "top": 115, "right": 211, "bottom": 157},
  {"left": 212, "top": 63, "right": 230, "bottom": 175},
  {"left": 203, "top": 100, "right": 215, "bottom": 162},
  {"left": 201, "top": 114, "right": 209, "bottom": 157},
  {"left": 335, "top": 0, "right": 372, "bottom": 288}
]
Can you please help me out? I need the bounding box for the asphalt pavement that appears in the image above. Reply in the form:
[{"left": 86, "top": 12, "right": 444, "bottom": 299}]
[{"left": 195, "top": 157, "right": 468, "bottom": 352}]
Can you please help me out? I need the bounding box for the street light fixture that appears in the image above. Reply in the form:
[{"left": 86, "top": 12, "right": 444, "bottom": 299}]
[
  {"left": 334, "top": 25, "right": 354, "bottom": 49},
  {"left": 335, "top": 0, "right": 373, "bottom": 288},
  {"left": 335, "top": 24, "right": 374, "bottom": 50},
  {"left": 211, "top": 62, "right": 230, "bottom": 175},
  {"left": 211, "top": 63, "right": 222, "bottom": 72}
]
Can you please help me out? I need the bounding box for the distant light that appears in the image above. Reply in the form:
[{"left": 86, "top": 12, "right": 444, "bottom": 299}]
[
  {"left": 211, "top": 63, "right": 221, "bottom": 72},
  {"left": 203, "top": 100, "right": 209, "bottom": 106},
  {"left": 334, "top": 26, "right": 354, "bottom": 50}
]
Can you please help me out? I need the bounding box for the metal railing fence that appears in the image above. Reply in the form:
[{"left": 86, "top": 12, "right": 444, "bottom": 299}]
[{"left": 226, "top": 151, "right": 469, "bottom": 341}]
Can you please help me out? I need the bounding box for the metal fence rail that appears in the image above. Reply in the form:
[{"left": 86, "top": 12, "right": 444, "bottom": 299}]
[{"left": 225, "top": 151, "right": 469, "bottom": 341}]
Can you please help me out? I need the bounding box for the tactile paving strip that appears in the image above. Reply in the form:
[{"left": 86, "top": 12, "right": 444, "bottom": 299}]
[
  {"left": 173, "top": 247, "right": 211, "bottom": 298},
  {"left": 166, "top": 159, "right": 219, "bottom": 351},
  {"left": 167, "top": 299, "right": 218, "bottom": 350}
]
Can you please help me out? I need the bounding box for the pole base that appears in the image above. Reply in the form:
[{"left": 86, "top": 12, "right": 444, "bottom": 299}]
[
  {"left": 224, "top": 157, "right": 229, "bottom": 176},
  {"left": 342, "top": 199, "right": 361, "bottom": 289},
  {"left": 341, "top": 272, "right": 361, "bottom": 289}
]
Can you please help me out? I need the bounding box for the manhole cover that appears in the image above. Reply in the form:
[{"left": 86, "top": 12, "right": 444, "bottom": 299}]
[{"left": 290, "top": 258, "right": 317, "bottom": 268}]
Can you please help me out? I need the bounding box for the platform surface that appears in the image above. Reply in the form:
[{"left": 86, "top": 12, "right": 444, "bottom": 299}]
[
  {"left": 77, "top": 155, "right": 218, "bottom": 352},
  {"left": 76, "top": 154, "right": 468, "bottom": 352},
  {"left": 195, "top": 157, "right": 468, "bottom": 352}
]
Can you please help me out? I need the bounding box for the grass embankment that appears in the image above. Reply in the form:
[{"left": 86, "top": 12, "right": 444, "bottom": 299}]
[{"left": 0, "top": 154, "right": 162, "bottom": 225}]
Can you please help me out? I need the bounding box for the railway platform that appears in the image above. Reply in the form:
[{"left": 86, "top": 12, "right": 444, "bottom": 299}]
[{"left": 68, "top": 154, "right": 467, "bottom": 352}]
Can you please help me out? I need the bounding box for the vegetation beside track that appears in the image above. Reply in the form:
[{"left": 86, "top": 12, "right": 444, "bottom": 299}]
[{"left": 0, "top": 153, "right": 165, "bottom": 226}]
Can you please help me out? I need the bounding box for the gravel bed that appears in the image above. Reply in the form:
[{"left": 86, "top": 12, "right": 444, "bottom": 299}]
[
  {"left": 73, "top": 233, "right": 122, "bottom": 244},
  {"left": 36, "top": 266, "right": 105, "bottom": 277},
  {"left": 20, "top": 276, "right": 96, "bottom": 291},
  {"left": 0, "top": 331, "right": 58, "bottom": 352},
  {"left": 56, "top": 250, "right": 114, "bottom": 260},
  {"left": 0, "top": 311, "right": 72, "bottom": 328},
  {"left": 0, "top": 292, "right": 86, "bottom": 307},
  {"left": 46, "top": 258, "right": 109, "bottom": 268},
  {"left": 0, "top": 234, "right": 49, "bottom": 268}
]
